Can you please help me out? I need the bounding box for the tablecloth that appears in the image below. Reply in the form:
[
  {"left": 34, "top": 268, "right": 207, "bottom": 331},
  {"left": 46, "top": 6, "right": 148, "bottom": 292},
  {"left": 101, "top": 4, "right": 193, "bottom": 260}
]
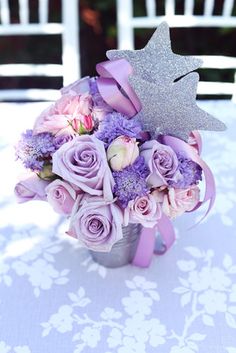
[{"left": 0, "top": 100, "right": 236, "bottom": 353}]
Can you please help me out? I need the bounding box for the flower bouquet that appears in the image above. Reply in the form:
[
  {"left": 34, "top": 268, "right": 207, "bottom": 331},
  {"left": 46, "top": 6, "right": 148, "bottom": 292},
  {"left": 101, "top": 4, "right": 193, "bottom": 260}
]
[{"left": 14, "top": 23, "right": 225, "bottom": 268}]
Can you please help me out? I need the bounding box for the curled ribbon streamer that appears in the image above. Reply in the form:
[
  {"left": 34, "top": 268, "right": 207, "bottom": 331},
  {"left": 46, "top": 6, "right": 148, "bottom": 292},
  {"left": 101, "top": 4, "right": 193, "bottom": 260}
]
[
  {"left": 161, "top": 135, "right": 216, "bottom": 218},
  {"left": 96, "top": 59, "right": 141, "bottom": 117}
]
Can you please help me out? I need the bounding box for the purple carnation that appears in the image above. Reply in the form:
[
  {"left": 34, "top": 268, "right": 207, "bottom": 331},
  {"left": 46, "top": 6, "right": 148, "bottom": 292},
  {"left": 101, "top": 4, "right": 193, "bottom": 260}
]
[
  {"left": 96, "top": 112, "right": 143, "bottom": 147},
  {"left": 169, "top": 152, "right": 202, "bottom": 188},
  {"left": 15, "top": 129, "right": 56, "bottom": 171},
  {"left": 112, "top": 156, "right": 149, "bottom": 208}
]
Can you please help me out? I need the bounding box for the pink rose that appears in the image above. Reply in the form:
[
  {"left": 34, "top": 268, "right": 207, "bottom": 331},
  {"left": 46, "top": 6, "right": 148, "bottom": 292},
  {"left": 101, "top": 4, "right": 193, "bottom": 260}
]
[
  {"left": 46, "top": 179, "right": 77, "bottom": 215},
  {"left": 162, "top": 186, "right": 200, "bottom": 219},
  {"left": 14, "top": 173, "right": 49, "bottom": 203},
  {"left": 33, "top": 93, "right": 93, "bottom": 136},
  {"left": 107, "top": 136, "right": 139, "bottom": 171},
  {"left": 52, "top": 135, "right": 114, "bottom": 201},
  {"left": 124, "top": 194, "right": 162, "bottom": 228},
  {"left": 68, "top": 195, "right": 123, "bottom": 252},
  {"left": 141, "top": 140, "right": 181, "bottom": 187}
]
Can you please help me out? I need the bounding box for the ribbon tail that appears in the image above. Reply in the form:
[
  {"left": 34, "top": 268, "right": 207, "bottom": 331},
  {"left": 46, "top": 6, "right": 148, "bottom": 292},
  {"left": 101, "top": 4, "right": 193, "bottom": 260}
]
[
  {"left": 132, "top": 214, "right": 176, "bottom": 267},
  {"left": 132, "top": 226, "right": 156, "bottom": 268},
  {"left": 155, "top": 213, "right": 176, "bottom": 254}
]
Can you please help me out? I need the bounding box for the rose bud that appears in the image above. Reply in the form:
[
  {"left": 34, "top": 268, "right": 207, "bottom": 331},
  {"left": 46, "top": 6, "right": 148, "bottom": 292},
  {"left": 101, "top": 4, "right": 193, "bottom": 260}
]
[
  {"left": 71, "top": 115, "right": 94, "bottom": 134},
  {"left": 107, "top": 136, "right": 139, "bottom": 171}
]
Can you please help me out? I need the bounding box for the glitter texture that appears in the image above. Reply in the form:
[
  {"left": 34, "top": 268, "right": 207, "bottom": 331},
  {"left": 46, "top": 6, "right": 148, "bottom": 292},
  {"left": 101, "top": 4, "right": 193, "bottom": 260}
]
[
  {"left": 107, "top": 22, "right": 226, "bottom": 141},
  {"left": 107, "top": 22, "right": 201, "bottom": 85},
  {"left": 129, "top": 73, "right": 226, "bottom": 141}
]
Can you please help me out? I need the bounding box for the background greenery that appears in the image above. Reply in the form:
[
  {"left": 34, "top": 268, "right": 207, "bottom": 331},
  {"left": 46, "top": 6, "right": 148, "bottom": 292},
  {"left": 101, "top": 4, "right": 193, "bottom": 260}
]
[{"left": 0, "top": 0, "right": 235, "bottom": 99}]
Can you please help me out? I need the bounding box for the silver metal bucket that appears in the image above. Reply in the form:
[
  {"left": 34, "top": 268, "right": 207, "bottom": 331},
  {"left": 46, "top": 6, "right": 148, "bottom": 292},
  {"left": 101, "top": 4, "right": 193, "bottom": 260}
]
[{"left": 90, "top": 223, "right": 141, "bottom": 268}]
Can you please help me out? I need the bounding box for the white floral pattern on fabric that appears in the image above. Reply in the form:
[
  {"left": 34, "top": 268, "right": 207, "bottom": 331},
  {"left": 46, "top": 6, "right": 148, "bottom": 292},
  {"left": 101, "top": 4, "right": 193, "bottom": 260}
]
[
  {"left": 171, "top": 247, "right": 236, "bottom": 350},
  {"left": 0, "top": 342, "right": 31, "bottom": 353},
  {"left": 0, "top": 227, "right": 70, "bottom": 297},
  {"left": 41, "top": 277, "right": 166, "bottom": 353}
]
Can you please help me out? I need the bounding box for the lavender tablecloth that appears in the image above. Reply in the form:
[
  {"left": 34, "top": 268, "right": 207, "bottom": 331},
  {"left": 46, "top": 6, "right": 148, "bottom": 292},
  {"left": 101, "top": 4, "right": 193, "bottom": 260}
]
[{"left": 0, "top": 100, "right": 236, "bottom": 353}]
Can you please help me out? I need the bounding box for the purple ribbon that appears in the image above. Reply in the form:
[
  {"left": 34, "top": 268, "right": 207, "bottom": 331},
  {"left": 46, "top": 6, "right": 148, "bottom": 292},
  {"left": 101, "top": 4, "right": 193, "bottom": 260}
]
[
  {"left": 132, "top": 213, "right": 176, "bottom": 268},
  {"left": 96, "top": 59, "right": 141, "bottom": 117}
]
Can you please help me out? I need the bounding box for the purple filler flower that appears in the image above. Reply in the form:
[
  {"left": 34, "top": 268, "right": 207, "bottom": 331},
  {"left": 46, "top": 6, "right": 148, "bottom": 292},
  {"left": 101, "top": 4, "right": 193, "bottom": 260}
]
[
  {"left": 15, "top": 129, "right": 56, "bottom": 171},
  {"left": 54, "top": 134, "right": 74, "bottom": 150},
  {"left": 112, "top": 156, "right": 149, "bottom": 208},
  {"left": 96, "top": 112, "right": 143, "bottom": 147},
  {"left": 169, "top": 152, "right": 202, "bottom": 188}
]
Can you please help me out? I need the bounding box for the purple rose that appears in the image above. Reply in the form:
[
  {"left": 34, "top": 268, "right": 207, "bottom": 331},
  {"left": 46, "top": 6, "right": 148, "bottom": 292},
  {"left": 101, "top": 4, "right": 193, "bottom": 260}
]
[
  {"left": 14, "top": 173, "right": 49, "bottom": 203},
  {"left": 68, "top": 195, "right": 123, "bottom": 252},
  {"left": 52, "top": 135, "right": 114, "bottom": 201},
  {"left": 46, "top": 179, "right": 77, "bottom": 215},
  {"left": 140, "top": 140, "right": 181, "bottom": 187}
]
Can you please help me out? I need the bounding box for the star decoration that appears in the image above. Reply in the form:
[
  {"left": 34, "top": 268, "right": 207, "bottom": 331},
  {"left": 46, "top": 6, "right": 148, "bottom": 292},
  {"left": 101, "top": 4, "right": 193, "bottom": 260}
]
[
  {"left": 107, "top": 22, "right": 202, "bottom": 85},
  {"left": 129, "top": 72, "right": 226, "bottom": 141}
]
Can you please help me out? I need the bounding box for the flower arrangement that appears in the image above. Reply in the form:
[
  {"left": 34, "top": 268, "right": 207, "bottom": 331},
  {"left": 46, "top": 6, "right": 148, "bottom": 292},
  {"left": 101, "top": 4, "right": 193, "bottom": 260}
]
[{"left": 14, "top": 23, "right": 225, "bottom": 267}]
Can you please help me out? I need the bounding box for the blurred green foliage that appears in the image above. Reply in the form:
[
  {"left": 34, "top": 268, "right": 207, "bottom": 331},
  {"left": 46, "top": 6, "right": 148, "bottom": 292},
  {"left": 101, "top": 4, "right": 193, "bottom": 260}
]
[{"left": 0, "top": 0, "right": 235, "bottom": 99}]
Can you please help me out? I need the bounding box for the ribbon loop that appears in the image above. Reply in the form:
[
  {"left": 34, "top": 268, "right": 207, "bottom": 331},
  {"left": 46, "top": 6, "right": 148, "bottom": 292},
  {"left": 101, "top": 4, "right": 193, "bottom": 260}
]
[{"left": 96, "top": 59, "right": 141, "bottom": 117}]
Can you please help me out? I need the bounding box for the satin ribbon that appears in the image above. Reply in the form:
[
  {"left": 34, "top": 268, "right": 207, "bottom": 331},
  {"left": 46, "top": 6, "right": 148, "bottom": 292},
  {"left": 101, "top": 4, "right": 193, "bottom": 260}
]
[
  {"left": 132, "top": 213, "right": 176, "bottom": 268},
  {"left": 96, "top": 59, "right": 141, "bottom": 117}
]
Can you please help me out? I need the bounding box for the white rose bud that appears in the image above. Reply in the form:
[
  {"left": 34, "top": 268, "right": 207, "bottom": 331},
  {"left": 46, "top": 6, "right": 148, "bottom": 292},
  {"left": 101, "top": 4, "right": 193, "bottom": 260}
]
[{"left": 107, "top": 136, "right": 139, "bottom": 171}]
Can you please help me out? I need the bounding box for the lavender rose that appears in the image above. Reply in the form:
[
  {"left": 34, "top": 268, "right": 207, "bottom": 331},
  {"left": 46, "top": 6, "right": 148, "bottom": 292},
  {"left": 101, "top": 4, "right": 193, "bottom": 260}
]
[
  {"left": 140, "top": 140, "right": 181, "bottom": 187},
  {"left": 124, "top": 194, "right": 161, "bottom": 228},
  {"left": 68, "top": 195, "right": 123, "bottom": 252},
  {"left": 46, "top": 179, "right": 77, "bottom": 215},
  {"left": 14, "top": 173, "right": 49, "bottom": 203},
  {"left": 52, "top": 135, "right": 114, "bottom": 201}
]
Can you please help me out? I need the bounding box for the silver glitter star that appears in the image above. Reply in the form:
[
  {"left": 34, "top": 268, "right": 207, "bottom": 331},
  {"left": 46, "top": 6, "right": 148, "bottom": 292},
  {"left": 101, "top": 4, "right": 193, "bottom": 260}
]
[
  {"left": 107, "top": 22, "right": 202, "bottom": 84},
  {"left": 129, "top": 73, "right": 226, "bottom": 141}
]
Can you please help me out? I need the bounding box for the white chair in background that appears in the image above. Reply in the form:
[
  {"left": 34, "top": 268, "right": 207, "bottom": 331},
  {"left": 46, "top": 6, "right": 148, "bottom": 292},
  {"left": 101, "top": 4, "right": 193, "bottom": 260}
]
[
  {"left": 0, "top": 0, "right": 80, "bottom": 101},
  {"left": 116, "top": 0, "right": 236, "bottom": 100}
]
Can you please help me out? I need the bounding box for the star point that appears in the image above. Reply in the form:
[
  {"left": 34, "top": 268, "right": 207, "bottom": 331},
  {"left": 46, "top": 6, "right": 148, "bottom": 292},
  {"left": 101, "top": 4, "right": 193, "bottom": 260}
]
[
  {"left": 107, "top": 22, "right": 202, "bottom": 85},
  {"left": 129, "top": 73, "right": 226, "bottom": 141}
]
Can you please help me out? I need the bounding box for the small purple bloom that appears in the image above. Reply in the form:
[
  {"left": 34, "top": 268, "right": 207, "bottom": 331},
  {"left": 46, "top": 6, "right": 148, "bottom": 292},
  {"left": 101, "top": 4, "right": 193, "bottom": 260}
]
[
  {"left": 54, "top": 134, "right": 74, "bottom": 150},
  {"left": 112, "top": 156, "right": 149, "bottom": 208},
  {"left": 169, "top": 152, "right": 202, "bottom": 188},
  {"left": 15, "top": 129, "right": 56, "bottom": 171},
  {"left": 96, "top": 112, "right": 143, "bottom": 147}
]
